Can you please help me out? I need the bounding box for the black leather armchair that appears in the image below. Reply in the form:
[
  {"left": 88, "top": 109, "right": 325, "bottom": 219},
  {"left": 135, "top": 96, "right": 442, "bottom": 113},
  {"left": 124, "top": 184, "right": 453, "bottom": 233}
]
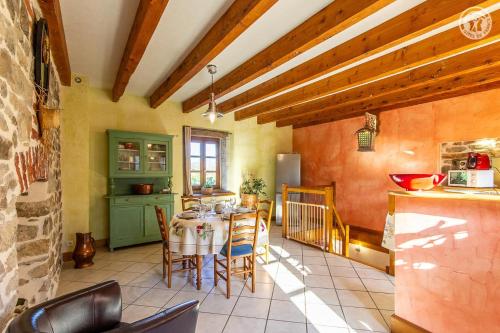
[{"left": 8, "top": 280, "right": 199, "bottom": 333}]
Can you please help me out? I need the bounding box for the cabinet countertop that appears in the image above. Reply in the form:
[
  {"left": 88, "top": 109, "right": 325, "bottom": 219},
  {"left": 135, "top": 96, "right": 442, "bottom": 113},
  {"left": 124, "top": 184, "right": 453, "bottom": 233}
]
[{"left": 105, "top": 193, "right": 178, "bottom": 199}]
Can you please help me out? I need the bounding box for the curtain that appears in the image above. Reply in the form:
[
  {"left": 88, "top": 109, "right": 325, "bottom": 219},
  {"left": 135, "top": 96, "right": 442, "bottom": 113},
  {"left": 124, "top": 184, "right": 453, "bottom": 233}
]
[{"left": 183, "top": 126, "right": 193, "bottom": 196}]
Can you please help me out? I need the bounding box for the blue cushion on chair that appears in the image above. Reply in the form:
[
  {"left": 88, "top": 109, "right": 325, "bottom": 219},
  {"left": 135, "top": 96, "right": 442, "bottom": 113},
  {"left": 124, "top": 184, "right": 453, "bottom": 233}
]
[{"left": 220, "top": 242, "right": 253, "bottom": 257}]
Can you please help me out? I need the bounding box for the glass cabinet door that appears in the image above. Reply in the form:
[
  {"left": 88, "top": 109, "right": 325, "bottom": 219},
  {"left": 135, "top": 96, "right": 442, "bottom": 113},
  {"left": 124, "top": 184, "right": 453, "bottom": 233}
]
[
  {"left": 114, "top": 139, "right": 143, "bottom": 174},
  {"left": 145, "top": 141, "right": 169, "bottom": 174}
]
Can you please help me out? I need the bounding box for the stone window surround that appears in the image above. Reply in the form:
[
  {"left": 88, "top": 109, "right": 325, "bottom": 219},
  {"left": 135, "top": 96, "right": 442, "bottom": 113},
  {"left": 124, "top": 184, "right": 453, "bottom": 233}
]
[{"left": 189, "top": 127, "right": 231, "bottom": 193}]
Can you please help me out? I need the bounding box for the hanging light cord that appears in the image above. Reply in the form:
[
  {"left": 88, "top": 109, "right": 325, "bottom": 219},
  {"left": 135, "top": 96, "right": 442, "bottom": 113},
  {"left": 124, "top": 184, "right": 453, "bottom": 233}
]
[{"left": 211, "top": 71, "right": 214, "bottom": 97}]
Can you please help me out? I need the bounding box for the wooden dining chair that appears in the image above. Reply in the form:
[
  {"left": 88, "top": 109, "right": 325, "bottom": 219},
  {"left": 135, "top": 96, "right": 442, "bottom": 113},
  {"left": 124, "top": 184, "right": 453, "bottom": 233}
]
[
  {"left": 181, "top": 197, "right": 201, "bottom": 211},
  {"left": 155, "top": 206, "right": 197, "bottom": 288},
  {"left": 214, "top": 211, "right": 261, "bottom": 298},
  {"left": 257, "top": 200, "right": 274, "bottom": 264}
]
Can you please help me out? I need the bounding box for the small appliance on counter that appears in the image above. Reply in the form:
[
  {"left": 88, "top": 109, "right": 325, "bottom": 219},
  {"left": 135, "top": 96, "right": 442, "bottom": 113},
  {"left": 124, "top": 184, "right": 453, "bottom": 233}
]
[
  {"left": 448, "top": 169, "right": 495, "bottom": 188},
  {"left": 448, "top": 152, "right": 495, "bottom": 188},
  {"left": 466, "top": 152, "right": 491, "bottom": 170}
]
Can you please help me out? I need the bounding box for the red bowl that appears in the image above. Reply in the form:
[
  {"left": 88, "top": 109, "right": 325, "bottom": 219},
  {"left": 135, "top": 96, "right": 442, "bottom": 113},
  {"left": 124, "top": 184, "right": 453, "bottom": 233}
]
[{"left": 389, "top": 174, "right": 446, "bottom": 191}]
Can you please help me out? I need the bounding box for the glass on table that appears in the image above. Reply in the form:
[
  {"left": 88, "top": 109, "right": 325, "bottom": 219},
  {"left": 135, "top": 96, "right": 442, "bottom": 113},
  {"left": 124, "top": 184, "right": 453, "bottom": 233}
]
[
  {"left": 229, "top": 197, "right": 237, "bottom": 210},
  {"left": 199, "top": 205, "right": 206, "bottom": 218}
]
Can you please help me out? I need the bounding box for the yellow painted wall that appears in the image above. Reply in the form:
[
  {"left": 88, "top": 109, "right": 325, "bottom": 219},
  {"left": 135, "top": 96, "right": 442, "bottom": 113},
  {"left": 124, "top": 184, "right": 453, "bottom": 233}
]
[
  {"left": 60, "top": 76, "right": 292, "bottom": 244},
  {"left": 60, "top": 76, "right": 90, "bottom": 250}
]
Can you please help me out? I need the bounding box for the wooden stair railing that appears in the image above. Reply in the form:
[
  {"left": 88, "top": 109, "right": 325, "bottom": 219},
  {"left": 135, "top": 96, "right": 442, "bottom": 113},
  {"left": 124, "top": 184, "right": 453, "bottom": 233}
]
[{"left": 282, "top": 183, "right": 349, "bottom": 256}]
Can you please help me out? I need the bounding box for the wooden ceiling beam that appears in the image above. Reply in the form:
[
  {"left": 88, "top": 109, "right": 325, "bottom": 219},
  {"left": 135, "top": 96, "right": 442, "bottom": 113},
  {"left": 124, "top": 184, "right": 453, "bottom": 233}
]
[
  {"left": 181, "top": 0, "right": 394, "bottom": 113},
  {"left": 281, "top": 64, "right": 500, "bottom": 128},
  {"left": 234, "top": 1, "right": 500, "bottom": 120},
  {"left": 38, "top": 0, "right": 71, "bottom": 86},
  {"left": 112, "top": 0, "right": 169, "bottom": 102},
  {"left": 292, "top": 80, "right": 500, "bottom": 129},
  {"left": 149, "top": 0, "right": 277, "bottom": 109},
  {"left": 258, "top": 42, "right": 500, "bottom": 124},
  {"left": 230, "top": 0, "right": 492, "bottom": 117}
]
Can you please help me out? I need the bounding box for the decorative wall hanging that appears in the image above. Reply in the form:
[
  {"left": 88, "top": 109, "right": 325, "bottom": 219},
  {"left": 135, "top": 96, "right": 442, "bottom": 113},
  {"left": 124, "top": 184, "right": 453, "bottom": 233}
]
[
  {"left": 33, "top": 18, "right": 61, "bottom": 140},
  {"left": 355, "top": 112, "right": 377, "bottom": 152},
  {"left": 34, "top": 18, "right": 50, "bottom": 105}
]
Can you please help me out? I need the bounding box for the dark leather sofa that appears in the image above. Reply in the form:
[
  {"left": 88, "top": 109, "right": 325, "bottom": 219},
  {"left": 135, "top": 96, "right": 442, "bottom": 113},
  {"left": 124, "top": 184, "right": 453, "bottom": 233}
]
[{"left": 7, "top": 280, "right": 199, "bottom": 333}]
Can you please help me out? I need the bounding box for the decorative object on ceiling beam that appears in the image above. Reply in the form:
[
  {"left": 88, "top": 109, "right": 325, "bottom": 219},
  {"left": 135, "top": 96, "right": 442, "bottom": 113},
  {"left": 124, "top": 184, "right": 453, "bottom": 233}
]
[
  {"left": 234, "top": 7, "right": 500, "bottom": 121},
  {"left": 182, "top": 0, "right": 394, "bottom": 113},
  {"left": 267, "top": 42, "right": 500, "bottom": 126},
  {"left": 355, "top": 113, "right": 377, "bottom": 152},
  {"left": 202, "top": 65, "right": 223, "bottom": 124},
  {"left": 149, "top": 0, "right": 278, "bottom": 109},
  {"left": 112, "top": 0, "right": 170, "bottom": 102},
  {"left": 38, "top": 0, "right": 71, "bottom": 86}
]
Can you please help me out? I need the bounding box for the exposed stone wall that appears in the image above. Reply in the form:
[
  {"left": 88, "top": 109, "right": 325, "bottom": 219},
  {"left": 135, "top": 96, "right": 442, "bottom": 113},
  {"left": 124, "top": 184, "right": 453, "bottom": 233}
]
[
  {"left": 0, "top": 0, "right": 63, "bottom": 329},
  {"left": 16, "top": 126, "right": 62, "bottom": 306},
  {"left": 440, "top": 138, "right": 500, "bottom": 173}
]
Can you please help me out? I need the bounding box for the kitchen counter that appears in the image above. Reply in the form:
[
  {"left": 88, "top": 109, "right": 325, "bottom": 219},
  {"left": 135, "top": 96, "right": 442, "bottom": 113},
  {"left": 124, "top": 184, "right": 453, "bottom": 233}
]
[
  {"left": 389, "top": 189, "right": 500, "bottom": 332},
  {"left": 389, "top": 187, "right": 500, "bottom": 202}
]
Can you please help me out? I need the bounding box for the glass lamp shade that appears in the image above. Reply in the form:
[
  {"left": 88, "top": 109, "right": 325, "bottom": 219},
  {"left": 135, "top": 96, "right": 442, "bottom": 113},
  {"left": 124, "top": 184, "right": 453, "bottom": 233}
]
[
  {"left": 202, "top": 93, "right": 223, "bottom": 123},
  {"left": 355, "top": 126, "right": 375, "bottom": 151}
]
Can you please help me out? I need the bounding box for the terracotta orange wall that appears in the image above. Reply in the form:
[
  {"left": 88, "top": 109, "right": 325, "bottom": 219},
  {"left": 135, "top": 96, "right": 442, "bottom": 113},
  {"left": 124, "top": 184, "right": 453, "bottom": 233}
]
[{"left": 293, "top": 88, "right": 500, "bottom": 231}]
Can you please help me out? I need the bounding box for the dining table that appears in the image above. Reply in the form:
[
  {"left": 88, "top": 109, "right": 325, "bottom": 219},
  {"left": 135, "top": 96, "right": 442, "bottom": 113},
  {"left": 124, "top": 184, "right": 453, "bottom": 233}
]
[{"left": 169, "top": 211, "right": 269, "bottom": 290}]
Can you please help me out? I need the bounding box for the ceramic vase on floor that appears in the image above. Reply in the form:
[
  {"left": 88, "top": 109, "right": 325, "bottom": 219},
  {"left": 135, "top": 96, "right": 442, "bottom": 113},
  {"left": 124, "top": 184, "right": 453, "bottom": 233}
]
[{"left": 72, "top": 232, "right": 96, "bottom": 268}]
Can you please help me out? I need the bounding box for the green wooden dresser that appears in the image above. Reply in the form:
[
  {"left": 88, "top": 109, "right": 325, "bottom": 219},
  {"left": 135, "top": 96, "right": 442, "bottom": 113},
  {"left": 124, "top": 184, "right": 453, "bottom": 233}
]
[{"left": 107, "top": 130, "right": 174, "bottom": 251}]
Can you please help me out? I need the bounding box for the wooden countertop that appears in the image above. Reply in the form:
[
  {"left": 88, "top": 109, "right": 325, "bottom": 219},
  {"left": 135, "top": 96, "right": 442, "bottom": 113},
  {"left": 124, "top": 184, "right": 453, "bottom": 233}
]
[
  {"left": 389, "top": 187, "right": 500, "bottom": 202},
  {"left": 105, "top": 193, "right": 178, "bottom": 198}
]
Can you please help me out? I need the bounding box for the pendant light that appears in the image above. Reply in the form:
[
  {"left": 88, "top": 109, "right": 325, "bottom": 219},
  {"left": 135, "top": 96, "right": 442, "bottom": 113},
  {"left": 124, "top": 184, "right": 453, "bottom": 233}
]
[{"left": 202, "top": 64, "right": 223, "bottom": 123}]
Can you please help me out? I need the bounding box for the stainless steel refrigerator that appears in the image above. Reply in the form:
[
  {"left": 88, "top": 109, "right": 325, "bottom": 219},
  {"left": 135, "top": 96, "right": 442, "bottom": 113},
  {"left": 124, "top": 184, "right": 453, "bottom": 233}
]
[{"left": 275, "top": 153, "right": 301, "bottom": 225}]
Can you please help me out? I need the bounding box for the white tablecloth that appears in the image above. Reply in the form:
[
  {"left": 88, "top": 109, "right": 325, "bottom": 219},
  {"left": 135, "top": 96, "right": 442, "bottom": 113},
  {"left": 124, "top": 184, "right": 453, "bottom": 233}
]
[{"left": 169, "top": 214, "right": 269, "bottom": 256}]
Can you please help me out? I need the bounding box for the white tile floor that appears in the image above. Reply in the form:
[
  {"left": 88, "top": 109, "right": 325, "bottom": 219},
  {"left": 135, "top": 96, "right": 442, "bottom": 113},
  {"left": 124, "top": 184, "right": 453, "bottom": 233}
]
[{"left": 58, "top": 226, "right": 394, "bottom": 333}]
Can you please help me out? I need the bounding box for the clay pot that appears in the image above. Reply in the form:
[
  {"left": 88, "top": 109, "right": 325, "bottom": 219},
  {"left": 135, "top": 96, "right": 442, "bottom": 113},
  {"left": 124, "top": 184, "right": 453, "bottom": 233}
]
[
  {"left": 72, "top": 232, "right": 96, "bottom": 269},
  {"left": 201, "top": 187, "right": 213, "bottom": 195},
  {"left": 241, "top": 193, "right": 258, "bottom": 209}
]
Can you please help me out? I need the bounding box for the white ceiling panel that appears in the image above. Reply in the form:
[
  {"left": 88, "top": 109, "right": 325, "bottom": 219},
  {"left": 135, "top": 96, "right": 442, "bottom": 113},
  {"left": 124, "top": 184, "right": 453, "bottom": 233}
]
[
  {"left": 127, "top": 0, "right": 235, "bottom": 96},
  {"left": 60, "top": 0, "right": 140, "bottom": 89}
]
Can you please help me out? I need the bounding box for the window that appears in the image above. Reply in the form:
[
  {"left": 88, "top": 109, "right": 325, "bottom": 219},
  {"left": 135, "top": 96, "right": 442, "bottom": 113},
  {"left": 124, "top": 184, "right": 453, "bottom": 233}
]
[{"left": 190, "top": 136, "right": 220, "bottom": 190}]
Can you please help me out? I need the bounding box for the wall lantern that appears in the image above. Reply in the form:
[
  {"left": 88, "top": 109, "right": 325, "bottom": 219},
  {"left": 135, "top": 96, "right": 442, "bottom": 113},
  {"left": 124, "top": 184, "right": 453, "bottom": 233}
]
[{"left": 355, "top": 112, "right": 377, "bottom": 152}]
